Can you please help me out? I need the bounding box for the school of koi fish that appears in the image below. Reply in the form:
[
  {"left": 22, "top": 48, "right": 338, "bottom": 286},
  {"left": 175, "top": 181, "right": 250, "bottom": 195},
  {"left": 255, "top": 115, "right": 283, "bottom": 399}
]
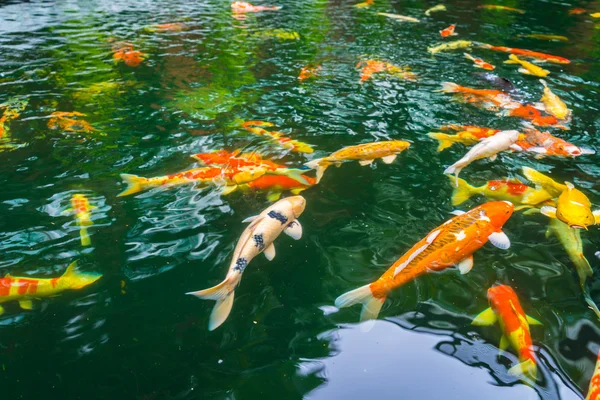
[{"left": 2, "top": 0, "right": 600, "bottom": 397}]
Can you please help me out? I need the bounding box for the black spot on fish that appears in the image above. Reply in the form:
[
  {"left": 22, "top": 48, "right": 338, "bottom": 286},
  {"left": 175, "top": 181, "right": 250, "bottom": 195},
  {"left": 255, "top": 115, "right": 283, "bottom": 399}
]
[
  {"left": 253, "top": 234, "right": 265, "bottom": 251},
  {"left": 233, "top": 258, "right": 248, "bottom": 273},
  {"left": 267, "top": 210, "right": 288, "bottom": 225}
]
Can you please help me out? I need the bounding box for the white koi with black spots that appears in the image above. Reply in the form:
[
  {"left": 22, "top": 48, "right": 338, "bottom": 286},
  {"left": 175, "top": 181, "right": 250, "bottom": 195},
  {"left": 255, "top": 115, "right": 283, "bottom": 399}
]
[{"left": 187, "top": 196, "right": 306, "bottom": 330}]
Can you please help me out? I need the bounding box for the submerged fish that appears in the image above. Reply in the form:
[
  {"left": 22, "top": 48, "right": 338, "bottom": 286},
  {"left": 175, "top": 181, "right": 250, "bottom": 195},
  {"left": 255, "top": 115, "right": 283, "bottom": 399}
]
[
  {"left": 568, "top": 8, "right": 587, "bottom": 15},
  {"left": 441, "top": 24, "right": 457, "bottom": 37},
  {"left": 591, "top": 12, "right": 600, "bottom": 18},
  {"left": 449, "top": 176, "right": 553, "bottom": 206},
  {"left": 47, "top": 111, "right": 96, "bottom": 134},
  {"left": 298, "top": 65, "right": 321, "bottom": 80},
  {"left": 0, "top": 98, "right": 27, "bottom": 148},
  {"left": 428, "top": 40, "right": 472, "bottom": 55},
  {"left": 304, "top": 140, "right": 411, "bottom": 183},
  {"left": 192, "top": 149, "right": 284, "bottom": 171},
  {"left": 476, "top": 42, "right": 570, "bottom": 64},
  {"left": 473, "top": 285, "right": 541, "bottom": 381},
  {"left": 0, "top": 261, "right": 102, "bottom": 315},
  {"left": 518, "top": 34, "right": 568, "bottom": 42},
  {"left": 539, "top": 79, "right": 571, "bottom": 120},
  {"left": 517, "top": 127, "right": 593, "bottom": 157},
  {"left": 64, "top": 194, "right": 95, "bottom": 247},
  {"left": 112, "top": 44, "right": 146, "bottom": 67},
  {"left": 464, "top": 53, "right": 495, "bottom": 70},
  {"left": 187, "top": 196, "right": 306, "bottom": 330},
  {"left": 425, "top": 4, "right": 446, "bottom": 16},
  {"left": 504, "top": 54, "right": 550, "bottom": 77},
  {"left": 356, "top": 59, "right": 417, "bottom": 82},
  {"left": 231, "top": 1, "right": 281, "bottom": 13},
  {"left": 147, "top": 22, "right": 187, "bottom": 32},
  {"left": 376, "top": 13, "right": 420, "bottom": 22},
  {"left": 354, "top": 0, "right": 374, "bottom": 8},
  {"left": 444, "top": 130, "right": 520, "bottom": 183},
  {"left": 439, "top": 82, "right": 519, "bottom": 111},
  {"left": 335, "top": 201, "right": 514, "bottom": 323},
  {"left": 428, "top": 125, "right": 501, "bottom": 151},
  {"left": 238, "top": 174, "right": 316, "bottom": 202},
  {"left": 474, "top": 72, "right": 517, "bottom": 92},
  {"left": 477, "top": 4, "right": 525, "bottom": 14},
  {"left": 241, "top": 121, "right": 314, "bottom": 153}
]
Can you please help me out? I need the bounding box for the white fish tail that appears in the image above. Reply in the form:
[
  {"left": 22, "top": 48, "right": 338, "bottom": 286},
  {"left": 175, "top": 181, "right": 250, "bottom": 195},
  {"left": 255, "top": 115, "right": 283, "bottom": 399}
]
[
  {"left": 439, "top": 82, "right": 460, "bottom": 93},
  {"left": 304, "top": 158, "right": 328, "bottom": 183},
  {"left": 187, "top": 274, "right": 241, "bottom": 331},
  {"left": 335, "top": 283, "right": 385, "bottom": 325}
]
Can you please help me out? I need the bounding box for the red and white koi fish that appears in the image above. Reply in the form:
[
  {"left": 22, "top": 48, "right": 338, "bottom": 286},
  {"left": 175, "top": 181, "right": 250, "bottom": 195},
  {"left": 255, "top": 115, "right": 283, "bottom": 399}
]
[
  {"left": 231, "top": 1, "right": 280, "bottom": 13},
  {"left": 336, "top": 201, "right": 514, "bottom": 324},
  {"left": 0, "top": 261, "right": 102, "bottom": 315},
  {"left": 440, "top": 24, "right": 457, "bottom": 37},
  {"left": 64, "top": 194, "right": 95, "bottom": 246},
  {"left": 476, "top": 42, "right": 570, "bottom": 64},
  {"left": 192, "top": 149, "right": 285, "bottom": 171},
  {"left": 517, "top": 127, "right": 594, "bottom": 157},
  {"left": 439, "top": 82, "right": 519, "bottom": 111},
  {"left": 241, "top": 121, "right": 314, "bottom": 153},
  {"left": 187, "top": 196, "right": 306, "bottom": 330},
  {"left": 464, "top": 53, "right": 495, "bottom": 70},
  {"left": 473, "top": 285, "right": 542, "bottom": 381},
  {"left": 508, "top": 104, "right": 562, "bottom": 127},
  {"left": 239, "top": 174, "right": 316, "bottom": 201}
]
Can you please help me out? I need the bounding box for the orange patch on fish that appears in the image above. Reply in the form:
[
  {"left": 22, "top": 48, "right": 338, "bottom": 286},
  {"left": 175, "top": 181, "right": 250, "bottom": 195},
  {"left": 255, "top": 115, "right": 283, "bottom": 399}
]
[
  {"left": 47, "top": 112, "right": 96, "bottom": 134},
  {"left": 440, "top": 24, "right": 457, "bottom": 37}
]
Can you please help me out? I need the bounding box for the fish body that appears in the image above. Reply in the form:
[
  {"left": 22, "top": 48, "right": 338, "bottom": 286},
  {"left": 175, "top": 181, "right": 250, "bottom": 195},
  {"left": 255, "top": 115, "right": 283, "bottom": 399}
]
[
  {"left": 521, "top": 167, "right": 566, "bottom": 197},
  {"left": 425, "top": 4, "right": 446, "bottom": 16},
  {"left": 148, "top": 23, "right": 187, "bottom": 32},
  {"left": 298, "top": 65, "right": 321, "bottom": 80},
  {"left": 304, "top": 140, "right": 410, "bottom": 183},
  {"left": 444, "top": 130, "right": 520, "bottom": 183},
  {"left": 335, "top": 201, "right": 514, "bottom": 323},
  {"left": 112, "top": 45, "right": 145, "bottom": 67},
  {"left": 517, "top": 128, "right": 593, "bottom": 157},
  {"left": 542, "top": 182, "right": 595, "bottom": 229},
  {"left": 241, "top": 121, "right": 314, "bottom": 153},
  {"left": 475, "top": 73, "right": 517, "bottom": 92},
  {"left": 192, "top": 150, "right": 285, "bottom": 171},
  {"left": 504, "top": 54, "right": 550, "bottom": 77},
  {"left": 376, "top": 13, "right": 420, "bottom": 22},
  {"left": 508, "top": 104, "right": 560, "bottom": 127},
  {"left": 477, "top": 43, "right": 570, "bottom": 64},
  {"left": 569, "top": 8, "right": 586, "bottom": 15},
  {"left": 187, "top": 196, "right": 306, "bottom": 330},
  {"left": 441, "top": 24, "right": 457, "bottom": 37},
  {"left": 428, "top": 40, "right": 472, "bottom": 55},
  {"left": 546, "top": 218, "right": 593, "bottom": 287},
  {"left": 586, "top": 351, "right": 600, "bottom": 400},
  {"left": 539, "top": 79, "right": 570, "bottom": 120},
  {"left": 0, "top": 98, "right": 27, "bottom": 146},
  {"left": 0, "top": 261, "right": 102, "bottom": 315},
  {"left": 48, "top": 111, "right": 96, "bottom": 134},
  {"left": 464, "top": 53, "right": 495, "bottom": 70},
  {"left": 238, "top": 175, "right": 316, "bottom": 201},
  {"left": 231, "top": 1, "right": 280, "bottom": 12},
  {"left": 439, "top": 82, "right": 519, "bottom": 111},
  {"left": 428, "top": 126, "right": 500, "bottom": 151},
  {"left": 450, "top": 176, "right": 552, "bottom": 206},
  {"left": 520, "top": 34, "right": 568, "bottom": 42},
  {"left": 591, "top": 12, "right": 600, "bottom": 18},
  {"left": 473, "top": 285, "right": 540, "bottom": 380},
  {"left": 477, "top": 5, "right": 525, "bottom": 14},
  {"left": 356, "top": 59, "right": 417, "bottom": 82},
  {"left": 354, "top": 0, "right": 374, "bottom": 8},
  {"left": 68, "top": 194, "right": 94, "bottom": 246}
]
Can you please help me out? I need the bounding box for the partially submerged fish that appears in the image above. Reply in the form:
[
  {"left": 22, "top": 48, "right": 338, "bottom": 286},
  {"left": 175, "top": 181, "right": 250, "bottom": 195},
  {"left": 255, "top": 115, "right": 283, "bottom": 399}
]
[
  {"left": 0, "top": 98, "right": 27, "bottom": 148},
  {"left": 187, "top": 196, "right": 306, "bottom": 330},
  {"left": 241, "top": 121, "right": 314, "bottom": 153},
  {"left": 354, "top": 0, "right": 374, "bottom": 8},
  {"left": 586, "top": 351, "right": 600, "bottom": 399},
  {"left": 231, "top": 1, "right": 281, "bottom": 13},
  {"left": 304, "top": 140, "right": 411, "bottom": 183},
  {"left": 238, "top": 174, "right": 316, "bottom": 202},
  {"left": 464, "top": 53, "right": 495, "bottom": 70},
  {"left": 425, "top": 4, "right": 446, "bottom": 16},
  {"left": 112, "top": 44, "right": 146, "bottom": 67},
  {"left": 0, "top": 261, "right": 102, "bottom": 315},
  {"left": 476, "top": 42, "right": 570, "bottom": 64},
  {"left": 539, "top": 79, "right": 571, "bottom": 120},
  {"left": 444, "top": 130, "right": 520, "bottom": 183},
  {"left": 449, "top": 176, "right": 553, "bottom": 206},
  {"left": 428, "top": 125, "right": 501, "bottom": 151},
  {"left": 439, "top": 82, "right": 519, "bottom": 111},
  {"left": 192, "top": 149, "right": 284, "bottom": 171},
  {"left": 517, "top": 127, "right": 593, "bottom": 157},
  {"left": 475, "top": 72, "right": 517, "bottom": 92},
  {"left": 428, "top": 40, "right": 472, "bottom": 55},
  {"left": 47, "top": 111, "right": 96, "bottom": 134},
  {"left": 356, "top": 59, "right": 417, "bottom": 82},
  {"left": 508, "top": 104, "right": 561, "bottom": 127},
  {"left": 518, "top": 34, "right": 568, "bottom": 42},
  {"left": 376, "top": 13, "right": 420, "bottom": 22},
  {"left": 591, "top": 12, "right": 600, "bottom": 18},
  {"left": 504, "top": 54, "right": 550, "bottom": 77},
  {"left": 477, "top": 4, "right": 525, "bottom": 14},
  {"left": 146, "top": 22, "right": 187, "bottom": 32},
  {"left": 298, "top": 65, "right": 321, "bottom": 81},
  {"left": 335, "top": 201, "right": 514, "bottom": 323},
  {"left": 568, "top": 8, "right": 587, "bottom": 15},
  {"left": 63, "top": 194, "right": 95, "bottom": 247},
  {"left": 441, "top": 24, "right": 457, "bottom": 37},
  {"left": 473, "top": 285, "right": 541, "bottom": 381}
]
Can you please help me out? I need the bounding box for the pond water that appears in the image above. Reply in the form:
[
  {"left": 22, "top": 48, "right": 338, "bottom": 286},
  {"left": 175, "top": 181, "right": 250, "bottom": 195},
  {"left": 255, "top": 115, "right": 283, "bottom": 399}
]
[{"left": 1, "top": 0, "right": 600, "bottom": 399}]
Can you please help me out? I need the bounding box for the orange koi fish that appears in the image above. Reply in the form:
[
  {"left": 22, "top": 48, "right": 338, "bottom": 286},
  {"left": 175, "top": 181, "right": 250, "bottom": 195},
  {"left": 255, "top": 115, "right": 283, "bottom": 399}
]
[
  {"left": 354, "top": 0, "right": 374, "bottom": 8},
  {"left": 298, "top": 65, "right": 321, "bottom": 81},
  {"left": 63, "top": 194, "right": 95, "bottom": 246},
  {"left": 239, "top": 174, "right": 316, "bottom": 201},
  {"left": 192, "top": 149, "right": 284, "bottom": 171},
  {"left": 586, "top": 351, "right": 600, "bottom": 399},
  {"left": 47, "top": 111, "right": 96, "bottom": 134},
  {"left": 428, "top": 125, "right": 501, "bottom": 151},
  {"left": 231, "top": 1, "right": 281, "bottom": 13},
  {"left": 335, "top": 201, "right": 514, "bottom": 323},
  {"left": 516, "top": 128, "right": 594, "bottom": 157},
  {"left": 450, "top": 176, "right": 552, "bottom": 206},
  {"left": 464, "top": 53, "right": 495, "bottom": 70},
  {"left": 0, "top": 261, "right": 102, "bottom": 315},
  {"left": 477, "top": 5, "right": 525, "bottom": 14},
  {"left": 0, "top": 98, "right": 27, "bottom": 146},
  {"left": 508, "top": 104, "right": 561, "bottom": 127},
  {"left": 113, "top": 44, "right": 146, "bottom": 67},
  {"left": 477, "top": 42, "right": 570, "bottom": 64},
  {"left": 568, "top": 8, "right": 586, "bottom": 15},
  {"left": 241, "top": 121, "right": 314, "bottom": 153},
  {"left": 439, "top": 82, "right": 519, "bottom": 111},
  {"left": 356, "top": 59, "right": 417, "bottom": 83},
  {"left": 440, "top": 24, "right": 457, "bottom": 37},
  {"left": 150, "top": 22, "right": 187, "bottom": 32},
  {"left": 473, "top": 285, "right": 542, "bottom": 380}
]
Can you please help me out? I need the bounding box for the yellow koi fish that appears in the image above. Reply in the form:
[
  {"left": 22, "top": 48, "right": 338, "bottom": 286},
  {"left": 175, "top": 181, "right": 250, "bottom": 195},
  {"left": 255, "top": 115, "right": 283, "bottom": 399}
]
[
  {"left": 591, "top": 12, "right": 600, "bottom": 18},
  {"left": 425, "top": 4, "right": 446, "bottom": 16},
  {"left": 304, "top": 140, "right": 410, "bottom": 183},
  {"left": 241, "top": 121, "right": 314, "bottom": 154},
  {"left": 0, "top": 261, "right": 102, "bottom": 315},
  {"left": 477, "top": 4, "right": 525, "bottom": 14},
  {"left": 539, "top": 79, "right": 571, "bottom": 120},
  {"left": 64, "top": 194, "right": 95, "bottom": 246},
  {"left": 504, "top": 54, "right": 550, "bottom": 77},
  {"left": 428, "top": 40, "right": 472, "bottom": 55},
  {"left": 376, "top": 13, "right": 420, "bottom": 22},
  {"left": 449, "top": 176, "right": 553, "bottom": 206},
  {"left": 428, "top": 125, "right": 501, "bottom": 151}
]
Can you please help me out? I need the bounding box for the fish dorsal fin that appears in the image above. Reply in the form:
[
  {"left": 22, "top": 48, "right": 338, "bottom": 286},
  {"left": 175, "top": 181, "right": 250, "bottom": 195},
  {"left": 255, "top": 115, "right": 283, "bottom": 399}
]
[
  {"left": 565, "top": 181, "right": 574, "bottom": 191},
  {"left": 242, "top": 215, "right": 258, "bottom": 223},
  {"left": 62, "top": 261, "right": 78, "bottom": 277}
]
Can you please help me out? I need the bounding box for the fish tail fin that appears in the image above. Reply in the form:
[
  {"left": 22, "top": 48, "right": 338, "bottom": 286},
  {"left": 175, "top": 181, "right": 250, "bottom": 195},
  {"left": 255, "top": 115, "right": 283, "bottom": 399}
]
[
  {"left": 521, "top": 167, "right": 564, "bottom": 195},
  {"left": 474, "top": 41, "right": 492, "bottom": 49},
  {"left": 335, "top": 283, "right": 385, "bottom": 324},
  {"left": 463, "top": 52, "right": 475, "bottom": 61},
  {"left": 304, "top": 158, "right": 328, "bottom": 184},
  {"left": 79, "top": 227, "right": 91, "bottom": 247},
  {"left": 61, "top": 261, "right": 102, "bottom": 287},
  {"left": 508, "top": 359, "right": 537, "bottom": 381},
  {"left": 427, "top": 132, "right": 456, "bottom": 152},
  {"left": 449, "top": 176, "right": 476, "bottom": 206},
  {"left": 504, "top": 54, "right": 520, "bottom": 64},
  {"left": 118, "top": 173, "right": 146, "bottom": 197},
  {"left": 443, "top": 164, "right": 463, "bottom": 186},
  {"left": 187, "top": 274, "right": 240, "bottom": 331},
  {"left": 277, "top": 168, "right": 310, "bottom": 185},
  {"left": 439, "top": 82, "right": 461, "bottom": 93}
]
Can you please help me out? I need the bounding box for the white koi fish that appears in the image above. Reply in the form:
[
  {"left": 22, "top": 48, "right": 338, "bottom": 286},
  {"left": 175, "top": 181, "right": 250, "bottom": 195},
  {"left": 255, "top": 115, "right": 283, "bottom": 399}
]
[{"left": 187, "top": 196, "right": 306, "bottom": 331}]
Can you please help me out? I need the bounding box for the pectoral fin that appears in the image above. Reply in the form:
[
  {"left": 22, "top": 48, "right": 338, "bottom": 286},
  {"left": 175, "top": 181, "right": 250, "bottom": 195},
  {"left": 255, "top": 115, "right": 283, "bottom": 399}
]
[
  {"left": 381, "top": 155, "right": 397, "bottom": 164},
  {"left": 456, "top": 255, "right": 474, "bottom": 274},
  {"left": 593, "top": 210, "right": 600, "bottom": 224},
  {"left": 264, "top": 243, "right": 276, "bottom": 260},
  {"left": 526, "top": 315, "right": 542, "bottom": 326},
  {"left": 266, "top": 192, "right": 282, "bottom": 202},
  {"left": 488, "top": 231, "right": 511, "bottom": 249},
  {"left": 540, "top": 206, "right": 557, "bottom": 219},
  {"left": 284, "top": 220, "right": 302, "bottom": 240},
  {"left": 489, "top": 154, "right": 497, "bottom": 162},
  {"left": 472, "top": 307, "right": 497, "bottom": 326},
  {"left": 358, "top": 159, "right": 374, "bottom": 166},
  {"left": 242, "top": 215, "right": 258, "bottom": 223},
  {"left": 221, "top": 185, "right": 238, "bottom": 195},
  {"left": 19, "top": 299, "right": 33, "bottom": 310},
  {"left": 450, "top": 210, "right": 465, "bottom": 216},
  {"left": 499, "top": 335, "right": 510, "bottom": 351}
]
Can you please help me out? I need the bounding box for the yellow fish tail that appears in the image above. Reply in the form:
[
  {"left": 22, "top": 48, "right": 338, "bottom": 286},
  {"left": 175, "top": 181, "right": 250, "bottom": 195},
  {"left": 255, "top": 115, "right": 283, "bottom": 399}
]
[
  {"left": 521, "top": 167, "right": 565, "bottom": 196},
  {"left": 187, "top": 274, "right": 241, "bottom": 331},
  {"left": 118, "top": 173, "right": 146, "bottom": 197},
  {"left": 335, "top": 283, "right": 385, "bottom": 330},
  {"left": 449, "top": 176, "right": 477, "bottom": 206},
  {"left": 427, "top": 132, "right": 457, "bottom": 152},
  {"left": 504, "top": 54, "right": 520, "bottom": 64},
  {"left": 508, "top": 359, "right": 537, "bottom": 382}
]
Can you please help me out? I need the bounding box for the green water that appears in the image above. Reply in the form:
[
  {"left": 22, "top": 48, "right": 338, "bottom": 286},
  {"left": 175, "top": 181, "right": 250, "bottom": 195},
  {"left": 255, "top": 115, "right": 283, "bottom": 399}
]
[{"left": 1, "top": 0, "right": 600, "bottom": 398}]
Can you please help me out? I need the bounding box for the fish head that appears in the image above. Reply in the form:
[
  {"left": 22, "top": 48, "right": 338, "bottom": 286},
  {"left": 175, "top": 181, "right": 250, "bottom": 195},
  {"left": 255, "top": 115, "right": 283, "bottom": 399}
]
[
  {"left": 293, "top": 142, "right": 314, "bottom": 154},
  {"left": 556, "top": 186, "right": 594, "bottom": 229},
  {"left": 391, "top": 140, "right": 411, "bottom": 152},
  {"left": 284, "top": 195, "right": 306, "bottom": 218},
  {"left": 487, "top": 284, "right": 518, "bottom": 305},
  {"left": 481, "top": 201, "right": 514, "bottom": 228}
]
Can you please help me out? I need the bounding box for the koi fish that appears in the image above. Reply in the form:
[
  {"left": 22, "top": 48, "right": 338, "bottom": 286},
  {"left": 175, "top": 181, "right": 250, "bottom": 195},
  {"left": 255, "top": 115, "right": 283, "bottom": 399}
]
[
  {"left": 439, "top": 82, "right": 519, "bottom": 111},
  {"left": 304, "top": 140, "right": 411, "bottom": 183},
  {"left": 508, "top": 104, "right": 560, "bottom": 127},
  {"left": 518, "top": 34, "right": 568, "bottom": 42},
  {"left": 428, "top": 40, "right": 472, "bottom": 55},
  {"left": 64, "top": 194, "right": 95, "bottom": 247},
  {"left": 425, "top": 4, "right": 446, "bottom": 16},
  {"left": 517, "top": 127, "right": 593, "bottom": 157},
  {"left": 0, "top": 98, "right": 27, "bottom": 147},
  {"left": 504, "top": 54, "right": 550, "bottom": 77},
  {"left": 376, "top": 13, "right": 420, "bottom": 22},
  {"left": 428, "top": 126, "right": 501, "bottom": 151},
  {"left": 586, "top": 351, "right": 600, "bottom": 400},
  {"left": 238, "top": 174, "right": 316, "bottom": 201},
  {"left": 241, "top": 121, "right": 314, "bottom": 153},
  {"left": 478, "top": 4, "right": 525, "bottom": 14},
  {"left": 356, "top": 59, "right": 417, "bottom": 82},
  {"left": 591, "top": 13, "right": 600, "bottom": 18},
  {"left": 444, "top": 130, "right": 520, "bottom": 184},
  {"left": 187, "top": 196, "right": 306, "bottom": 330},
  {"left": 335, "top": 201, "right": 514, "bottom": 323},
  {"left": 0, "top": 261, "right": 102, "bottom": 315},
  {"left": 147, "top": 22, "right": 187, "bottom": 32},
  {"left": 473, "top": 285, "right": 541, "bottom": 380},
  {"left": 449, "top": 176, "right": 553, "bottom": 206},
  {"left": 539, "top": 79, "right": 571, "bottom": 120},
  {"left": 47, "top": 111, "right": 96, "bottom": 134},
  {"left": 231, "top": 1, "right": 281, "bottom": 13},
  {"left": 521, "top": 167, "right": 566, "bottom": 196},
  {"left": 354, "top": 0, "right": 374, "bottom": 8},
  {"left": 464, "top": 53, "right": 495, "bottom": 70},
  {"left": 192, "top": 149, "right": 285, "bottom": 171},
  {"left": 568, "top": 8, "right": 586, "bottom": 15},
  {"left": 441, "top": 24, "right": 457, "bottom": 37},
  {"left": 298, "top": 65, "right": 321, "bottom": 81},
  {"left": 112, "top": 45, "right": 146, "bottom": 67},
  {"left": 476, "top": 42, "right": 570, "bottom": 64}
]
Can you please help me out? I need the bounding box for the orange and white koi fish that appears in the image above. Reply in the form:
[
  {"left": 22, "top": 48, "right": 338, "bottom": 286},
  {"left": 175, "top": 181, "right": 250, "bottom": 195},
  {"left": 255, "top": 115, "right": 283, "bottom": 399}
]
[
  {"left": 441, "top": 24, "right": 457, "bottom": 37},
  {"left": 239, "top": 174, "right": 316, "bottom": 201},
  {"left": 449, "top": 176, "right": 553, "bottom": 206},
  {"left": 0, "top": 261, "right": 102, "bottom": 315},
  {"left": 63, "top": 194, "right": 95, "bottom": 246},
  {"left": 539, "top": 79, "right": 571, "bottom": 120},
  {"left": 304, "top": 140, "right": 411, "bottom": 183},
  {"left": 473, "top": 285, "right": 541, "bottom": 380},
  {"left": 477, "top": 5, "right": 525, "bottom": 14},
  {"left": 586, "top": 350, "right": 600, "bottom": 399},
  {"left": 298, "top": 65, "right": 321, "bottom": 80},
  {"left": 428, "top": 125, "right": 500, "bottom": 151},
  {"left": 464, "top": 53, "right": 495, "bottom": 70},
  {"left": 476, "top": 42, "right": 570, "bottom": 64},
  {"left": 504, "top": 54, "right": 550, "bottom": 77},
  {"left": 444, "top": 130, "right": 520, "bottom": 183},
  {"left": 336, "top": 201, "right": 514, "bottom": 323},
  {"left": 439, "top": 82, "right": 519, "bottom": 111},
  {"left": 356, "top": 59, "right": 417, "bottom": 83},
  {"left": 47, "top": 111, "right": 96, "bottom": 134},
  {"left": 112, "top": 44, "right": 146, "bottom": 67},
  {"left": 231, "top": 1, "right": 280, "bottom": 13},
  {"left": 376, "top": 13, "right": 420, "bottom": 22},
  {"left": 508, "top": 104, "right": 561, "bottom": 127},
  {"left": 568, "top": 8, "right": 586, "bottom": 15},
  {"left": 425, "top": 4, "right": 446, "bottom": 16},
  {"left": 241, "top": 121, "right": 314, "bottom": 153},
  {"left": 188, "top": 196, "right": 306, "bottom": 330},
  {"left": 428, "top": 40, "right": 472, "bottom": 55},
  {"left": 517, "top": 127, "right": 593, "bottom": 157}
]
